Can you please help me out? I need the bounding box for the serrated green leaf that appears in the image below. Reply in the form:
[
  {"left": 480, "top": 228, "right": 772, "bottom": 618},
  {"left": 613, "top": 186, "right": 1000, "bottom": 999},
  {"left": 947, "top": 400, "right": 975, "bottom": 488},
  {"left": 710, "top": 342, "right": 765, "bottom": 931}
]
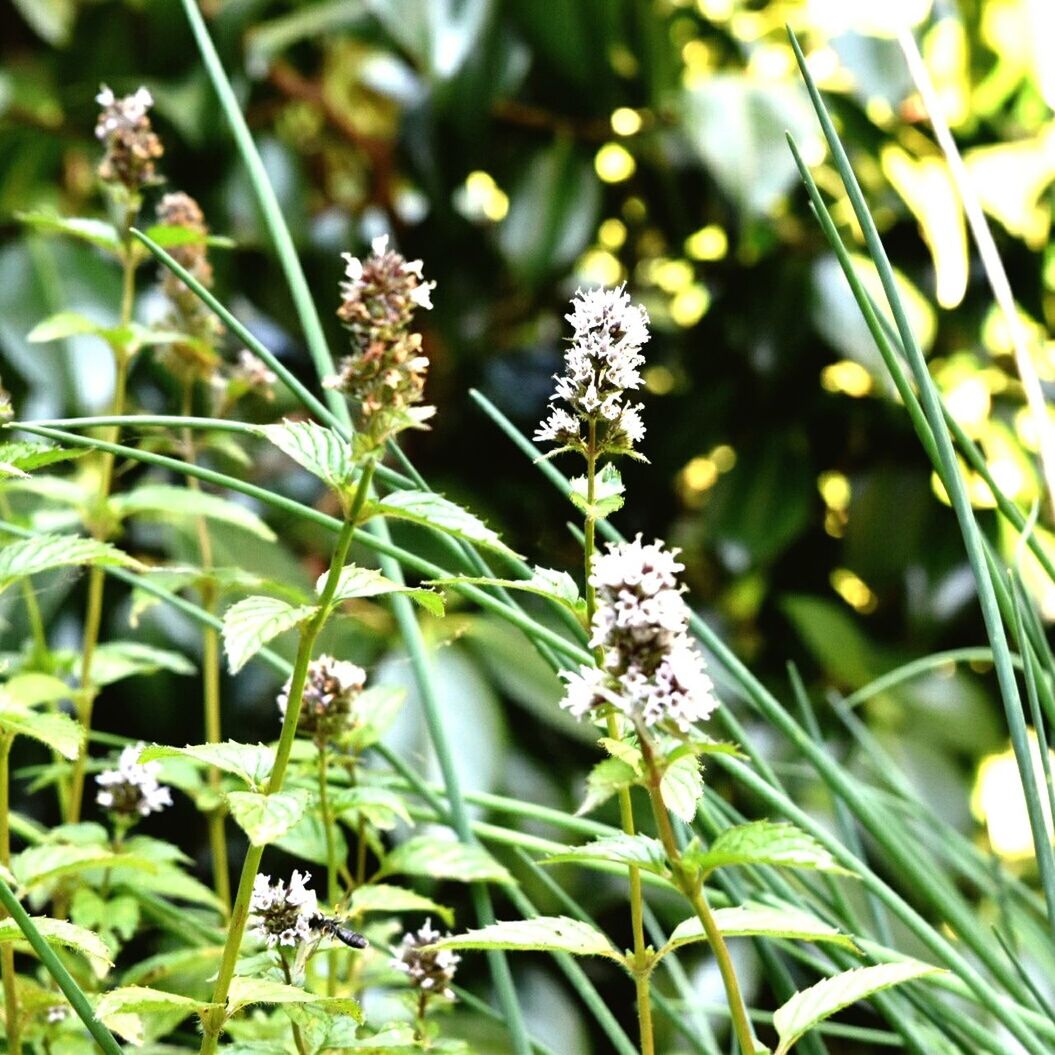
[
  {"left": 367, "top": 491, "right": 519, "bottom": 557},
  {"left": 0, "top": 673, "right": 71, "bottom": 707},
  {"left": 27, "top": 311, "right": 105, "bottom": 343},
  {"left": 226, "top": 976, "right": 362, "bottom": 1019},
  {"left": 0, "top": 704, "right": 84, "bottom": 759},
  {"left": 431, "top": 916, "right": 619, "bottom": 959},
  {"left": 140, "top": 742, "right": 275, "bottom": 790},
  {"left": 274, "top": 811, "right": 348, "bottom": 866},
  {"left": 17, "top": 212, "right": 121, "bottom": 252},
  {"left": 577, "top": 756, "right": 637, "bottom": 816},
  {"left": 660, "top": 750, "right": 703, "bottom": 823},
  {"left": 545, "top": 833, "right": 670, "bottom": 877},
  {"left": 121, "top": 944, "right": 225, "bottom": 987},
  {"left": 0, "top": 534, "right": 140, "bottom": 591},
  {"left": 773, "top": 961, "right": 942, "bottom": 1055},
  {"left": 321, "top": 564, "right": 443, "bottom": 617},
  {"left": 328, "top": 785, "right": 411, "bottom": 831},
  {"left": 347, "top": 884, "right": 453, "bottom": 927},
  {"left": 426, "top": 570, "right": 582, "bottom": 615},
  {"left": 686, "top": 821, "right": 850, "bottom": 877},
  {"left": 140, "top": 222, "right": 236, "bottom": 251},
  {"left": 221, "top": 595, "right": 318, "bottom": 673},
  {"left": 13, "top": 844, "right": 158, "bottom": 889},
  {"left": 96, "top": 985, "right": 208, "bottom": 1020},
  {"left": 379, "top": 836, "right": 514, "bottom": 886},
  {"left": 0, "top": 441, "right": 84, "bottom": 478},
  {"left": 111, "top": 484, "right": 275, "bottom": 540},
  {"left": 344, "top": 686, "right": 406, "bottom": 752},
  {"left": 254, "top": 420, "right": 355, "bottom": 492},
  {"left": 90, "top": 641, "right": 196, "bottom": 685},
  {"left": 598, "top": 736, "right": 643, "bottom": 772},
  {"left": 227, "top": 790, "right": 307, "bottom": 846},
  {"left": 0, "top": 916, "right": 113, "bottom": 977},
  {"left": 569, "top": 463, "right": 625, "bottom": 519},
  {"left": 664, "top": 904, "right": 858, "bottom": 957}
]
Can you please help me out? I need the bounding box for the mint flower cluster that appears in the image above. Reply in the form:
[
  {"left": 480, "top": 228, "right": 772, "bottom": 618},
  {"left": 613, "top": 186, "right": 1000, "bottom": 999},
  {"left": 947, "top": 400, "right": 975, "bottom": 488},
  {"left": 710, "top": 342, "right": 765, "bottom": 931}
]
[
  {"left": 325, "top": 235, "right": 436, "bottom": 446},
  {"left": 277, "top": 654, "right": 367, "bottom": 744},
  {"left": 535, "top": 285, "right": 649, "bottom": 457},
  {"left": 95, "top": 85, "right": 163, "bottom": 193},
  {"left": 249, "top": 871, "right": 318, "bottom": 949},
  {"left": 95, "top": 744, "right": 173, "bottom": 818},
  {"left": 560, "top": 537, "right": 718, "bottom": 732},
  {"left": 391, "top": 919, "right": 460, "bottom": 1002}
]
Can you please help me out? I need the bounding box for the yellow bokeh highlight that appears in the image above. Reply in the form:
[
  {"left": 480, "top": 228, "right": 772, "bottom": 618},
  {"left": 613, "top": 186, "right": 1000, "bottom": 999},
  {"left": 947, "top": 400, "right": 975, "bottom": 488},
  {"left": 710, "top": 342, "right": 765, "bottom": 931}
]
[
  {"left": 821, "top": 360, "right": 873, "bottom": 397},
  {"left": 685, "top": 224, "right": 728, "bottom": 261},
  {"left": 682, "top": 456, "right": 719, "bottom": 494},
  {"left": 611, "top": 107, "right": 643, "bottom": 137},
  {"left": 973, "top": 733, "right": 1055, "bottom": 861},
  {"left": 598, "top": 218, "right": 627, "bottom": 250},
  {"left": 654, "top": 258, "right": 694, "bottom": 293},
  {"left": 711, "top": 444, "right": 736, "bottom": 472},
  {"left": 818, "top": 470, "right": 851, "bottom": 512},
  {"left": 595, "top": 143, "right": 636, "bottom": 183},
  {"left": 644, "top": 365, "right": 675, "bottom": 395},
  {"left": 462, "top": 170, "right": 509, "bottom": 222},
  {"left": 943, "top": 375, "right": 991, "bottom": 435},
  {"left": 670, "top": 284, "right": 711, "bottom": 327},
  {"left": 696, "top": 0, "right": 733, "bottom": 20},
  {"left": 830, "top": 568, "right": 877, "bottom": 613},
  {"left": 576, "top": 249, "right": 623, "bottom": 287}
]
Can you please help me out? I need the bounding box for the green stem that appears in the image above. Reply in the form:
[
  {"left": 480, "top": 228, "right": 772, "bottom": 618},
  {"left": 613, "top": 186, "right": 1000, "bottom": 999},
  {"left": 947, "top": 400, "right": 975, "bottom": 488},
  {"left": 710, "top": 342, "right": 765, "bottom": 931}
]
[
  {"left": 642, "top": 740, "right": 755, "bottom": 1055},
  {"left": 181, "top": 386, "right": 231, "bottom": 912},
  {"left": 0, "top": 874, "right": 123, "bottom": 1055},
  {"left": 279, "top": 952, "right": 310, "bottom": 1055},
  {"left": 583, "top": 425, "right": 653, "bottom": 1055},
  {"left": 0, "top": 734, "right": 21, "bottom": 1055},
  {"left": 198, "top": 511, "right": 360, "bottom": 1054},
  {"left": 67, "top": 218, "right": 136, "bottom": 824},
  {"left": 318, "top": 739, "right": 339, "bottom": 997}
]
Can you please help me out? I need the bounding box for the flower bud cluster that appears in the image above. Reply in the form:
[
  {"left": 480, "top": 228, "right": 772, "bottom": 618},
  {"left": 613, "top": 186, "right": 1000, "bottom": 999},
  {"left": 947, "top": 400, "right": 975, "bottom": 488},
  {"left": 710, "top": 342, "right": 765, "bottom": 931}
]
[
  {"left": 277, "top": 654, "right": 367, "bottom": 744},
  {"left": 249, "top": 871, "right": 318, "bottom": 949},
  {"left": 155, "top": 191, "right": 224, "bottom": 379},
  {"left": 535, "top": 285, "right": 649, "bottom": 457},
  {"left": 560, "top": 537, "right": 718, "bottom": 733},
  {"left": 391, "top": 918, "right": 460, "bottom": 1001},
  {"left": 324, "top": 235, "right": 436, "bottom": 445},
  {"left": 95, "top": 85, "right": 163, "bottom": 193},
  {"left": 95, "top": 744, "right": 173, "bottom": 818}
]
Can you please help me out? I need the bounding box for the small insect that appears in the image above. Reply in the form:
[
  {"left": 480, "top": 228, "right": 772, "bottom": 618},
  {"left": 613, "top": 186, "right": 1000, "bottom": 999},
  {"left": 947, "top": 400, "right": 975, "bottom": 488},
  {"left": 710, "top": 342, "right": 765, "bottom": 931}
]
[{"left": 310, "top": 914, "right": 368, "bottom": 949}]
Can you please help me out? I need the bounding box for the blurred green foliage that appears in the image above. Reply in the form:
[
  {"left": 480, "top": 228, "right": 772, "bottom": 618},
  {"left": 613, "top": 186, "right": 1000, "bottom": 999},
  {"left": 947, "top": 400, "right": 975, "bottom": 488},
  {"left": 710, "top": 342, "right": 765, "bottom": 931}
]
[{"left": 4, "top": 0, "right": 1055, "bottom": 1004}]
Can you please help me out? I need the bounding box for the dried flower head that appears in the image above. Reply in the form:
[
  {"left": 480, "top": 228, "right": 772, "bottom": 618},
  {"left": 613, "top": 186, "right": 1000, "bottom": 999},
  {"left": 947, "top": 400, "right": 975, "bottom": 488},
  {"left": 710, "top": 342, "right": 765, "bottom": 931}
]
[
  {"left": 535, "top": 285, "right": 649, "bottom": 457},
  {"left": 325, "top": 235, "right": 436, "bottom": 447},
  {"left": 95, "top": 85, "right": 163, "bottom": 193},
  {"left": 249, "top": 871, "right": 318, "bottom": 949},
  {"left": 154, "top": 191, "right": 223, "bottom": 380},
  {"left": 391, "top": 918, "right": 460, "bottom": 1001},
  {"left": 560, "top": 537, "right": 718, "bottom": 733},
  {"left": 277, "top": 654, "right": 367, "bottom": 743},
  {"left": 95, "top": 743, "right": 173, "bottom": 818}
]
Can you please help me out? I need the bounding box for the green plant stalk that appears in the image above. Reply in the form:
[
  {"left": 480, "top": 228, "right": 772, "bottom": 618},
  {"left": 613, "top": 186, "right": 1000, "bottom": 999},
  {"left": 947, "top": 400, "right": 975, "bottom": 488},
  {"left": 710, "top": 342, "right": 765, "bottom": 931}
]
[
  {"left": 582, "top": 423, "right": 654, "bottom": 1055},
  {"left": 639, "top": 737, "right": 756, "bottom": 1055},
  {"left": 14, "top": 423, "right": 591, "bottom": 667},
  {"left": 0, "top": 733, "right": 21, "bottom": 1055},
  {"left": 317, "top": 739, "right": 338, "bottom": 996},
  {"left": 470, "top": 299, "right": 1055, "bottom": 1043},
  {"left": 789, "top": 28, "right": 1055, "bottom": 941},
  {"left": 0, "top": 872, "right": 124, "bottom": 1055},
  {"left": 67, "top": 214, "right": 137, "bottom": 825},
  {"left": 199, "top": 475, "right": 366, "bottom": 1054},
  {"left": 181, "top": 395, "right": 231, "bottom": 912}
]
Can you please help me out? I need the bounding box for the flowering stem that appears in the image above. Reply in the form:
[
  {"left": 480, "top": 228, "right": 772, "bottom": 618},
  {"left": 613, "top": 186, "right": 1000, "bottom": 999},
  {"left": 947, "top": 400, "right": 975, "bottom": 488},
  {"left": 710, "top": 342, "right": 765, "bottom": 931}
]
[
  {"left": 640, "top": 737, "right": 756, "bottom": 1055},
  {"left": 181, "top": 387, "right": 231, "bottom": 912},
  {"left": 582, "top": 427, "right": 654, "bottom": 1055},
  {"left": 199, "top": 510, "right": 360, "bottom": 1054},
  {"left": 0, "top": 733, "right": 21, "bottom": 1055},
  {"left": 67, "top": 208, "right": 137, "bottom": 825},
  {"left": 318, "top": 739, "right": 339, "bottom": 996},
  {"left": 278, "top": 952, "right": 310, "bottom": 1055}
]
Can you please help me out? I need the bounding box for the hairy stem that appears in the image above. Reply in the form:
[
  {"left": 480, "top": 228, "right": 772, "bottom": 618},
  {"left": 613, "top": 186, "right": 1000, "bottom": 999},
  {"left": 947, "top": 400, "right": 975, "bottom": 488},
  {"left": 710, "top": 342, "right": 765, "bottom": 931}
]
[
  {"left": 0, "top": 734, "right": 21, "bottom": 1055},
  {"left": 68, "top": 210, "right": 137, "bottom": 824},
  {"left": 583, "top": 424, "right": 653, "bottom": 1055},
  {"left": 641, "top": 737, "right": 755, "bottom": 1055},
  {"left": 181, "top": 386, "right": 230, "bottom": 911},
  {"left": 318, "top": 739, "right": 339, "bottom": 996},
  {"left": 199, "top": 468, "right": 371, "bottom": 1053}
]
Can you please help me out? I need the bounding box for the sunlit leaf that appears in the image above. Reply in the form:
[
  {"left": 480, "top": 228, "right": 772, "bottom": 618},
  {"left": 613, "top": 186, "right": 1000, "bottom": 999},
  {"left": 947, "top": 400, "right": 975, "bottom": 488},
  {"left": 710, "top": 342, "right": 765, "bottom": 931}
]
[
  {"left": 221, "top": 595, "right": 318, "bottom": 673},
  {"left": 430, "top": 916, "right": 620, "bottom": 959}
]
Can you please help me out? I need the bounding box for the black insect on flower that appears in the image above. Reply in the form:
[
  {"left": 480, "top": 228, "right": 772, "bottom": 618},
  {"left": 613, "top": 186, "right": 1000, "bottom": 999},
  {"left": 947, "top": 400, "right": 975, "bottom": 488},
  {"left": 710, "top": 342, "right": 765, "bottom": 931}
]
[{"left": 310, "top": 913, "right": 368, "bottom": 949}]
